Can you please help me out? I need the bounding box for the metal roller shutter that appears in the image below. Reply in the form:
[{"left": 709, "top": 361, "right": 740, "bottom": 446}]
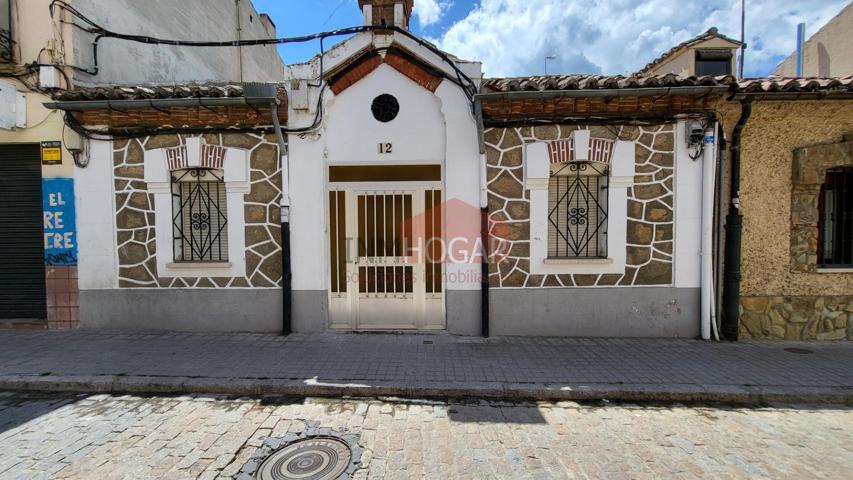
[{"left": 0, "top": 144, "right": 46, "bottom": 320}]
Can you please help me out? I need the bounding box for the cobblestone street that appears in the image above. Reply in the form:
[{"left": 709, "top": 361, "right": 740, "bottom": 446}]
[{"left": 1, "top": 392, "right": 851, "bottom": 479}]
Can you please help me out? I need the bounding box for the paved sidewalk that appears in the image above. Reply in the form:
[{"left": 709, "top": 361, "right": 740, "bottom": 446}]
[{"left": 0, "top": 331, "right": 851, "bottom": 403}]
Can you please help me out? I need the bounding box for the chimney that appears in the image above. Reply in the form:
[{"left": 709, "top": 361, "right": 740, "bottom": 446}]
[
  {"left": 795, "top": 22, "right": 806, "bottom": 77},
  {"left": 358, "top": 0, "right": 413, "bottom": 29}
]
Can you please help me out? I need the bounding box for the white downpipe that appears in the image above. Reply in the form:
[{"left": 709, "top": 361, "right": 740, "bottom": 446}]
[
  {"left": 280, "top": 153, "right": 291, "bottom": 222},
  {"left": 700, "top": 127, "right": 717, "bottom": 340},
  {"left": 710, "top": 278, "right": 720, "bottom": 341},
  {"left": 479, "top": 152, "right": 488, "bottom": 209}
]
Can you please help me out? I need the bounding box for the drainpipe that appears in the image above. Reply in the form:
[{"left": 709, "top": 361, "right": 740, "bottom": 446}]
[
  {"left": 721, "top": 98, "right": 753, "bottom": 341},
  {"left": 474, "top": 98, "right": 490, "bottom": 338},
  {"left": 700, "top": 125, "right": 718, "bottom": 340},
  {"left": 242, "top": 82, "right": 290, "bottom": 336},
  {"left": 270, "top": 100, "right": 291, "bottom": 336},
  {"left": 713, "top": 125, "right": 727, "bottom": 340}
]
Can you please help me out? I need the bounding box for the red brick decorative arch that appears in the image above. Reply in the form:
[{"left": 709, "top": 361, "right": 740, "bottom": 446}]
[{"left": 328, "top": 45, "right": 443, "bottom": 95}]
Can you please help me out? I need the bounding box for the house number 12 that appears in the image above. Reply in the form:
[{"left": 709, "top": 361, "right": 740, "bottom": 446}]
[{"left": 378, "top": 143, "right": 393, "bottom": 154}]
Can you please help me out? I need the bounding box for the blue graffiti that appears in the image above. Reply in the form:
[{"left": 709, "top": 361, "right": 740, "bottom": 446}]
[
  {"left": 44, "top": 251, "right": 78, "bottom": 265},
  {"left": 42, "top": 178, "right": 78, "bottom": 266}
]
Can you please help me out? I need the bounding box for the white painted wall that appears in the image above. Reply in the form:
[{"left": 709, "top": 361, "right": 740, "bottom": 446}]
[
  {"left": 436, "top": 81, "right": 482, "bottom": 291},
  {"left": 288, "top": 130, "right": 327, "bottom": 291},
  {"left": 286, "top": 31, "right": 484, "bottom": 308},
  {"left": 75, "top": 140, "right": 118, "bottom": 290},
  {"left": 325, "top": 65, "right": 446, "bottom": 164},
  {"left": 674, "top": 120, "right": 703, "bottom": 288}
]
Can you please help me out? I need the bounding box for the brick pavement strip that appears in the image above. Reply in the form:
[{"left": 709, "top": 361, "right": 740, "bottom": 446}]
[
  {"left": 0, "top": 392, "right": 852, "bottom": 479},
  {"left": 0, "top": 332, "right": 851, "bottom": 403}
]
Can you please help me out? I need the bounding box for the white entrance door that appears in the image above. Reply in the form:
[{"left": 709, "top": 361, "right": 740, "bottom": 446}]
[{"left": 328, "top": 188, "right": 445, "bottom": 330}]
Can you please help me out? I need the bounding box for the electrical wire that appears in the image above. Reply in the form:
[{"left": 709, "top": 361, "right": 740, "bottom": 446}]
[
  {"left": 322, "top": 0, "right": 350, "bottom": 27},
  {"left": 26, "top": 109, "right": 59, "bottom": 130},
  {"left": 48, "top": 0, "right": 480, "bottom": 139},
  {"left": 48, "top": 0, "right": 478, "bottom": 99}
]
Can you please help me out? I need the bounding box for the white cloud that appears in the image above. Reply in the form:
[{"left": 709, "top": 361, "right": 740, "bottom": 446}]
[
  {"left": 435, "top": 0, "right": 848, "bottom": 77},
  {"left": 414, "top": 0, "right": 453, "bottom": 28}
]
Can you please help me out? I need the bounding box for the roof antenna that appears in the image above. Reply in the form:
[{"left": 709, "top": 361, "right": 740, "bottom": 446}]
[{"left": 545, "top": 55, "right": 556, "bottom": 75}]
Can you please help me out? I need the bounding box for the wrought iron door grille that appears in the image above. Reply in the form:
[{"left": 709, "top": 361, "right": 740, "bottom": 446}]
[
  {"left": 548, "top": 162, "right": 609, "bottom": 258},
  {"left": 818, "top": 167, "right": 853, "bottom": 267},
  {"left": 171, "top": 168, "right": 228, "bottom": 262},
  {"left": 355, "top": 192, "right": 414, "bottom": 297}
]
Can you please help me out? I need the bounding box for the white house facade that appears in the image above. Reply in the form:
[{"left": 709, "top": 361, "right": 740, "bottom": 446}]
[{"left": 49, "top": 0, "right": 779, "bottom": 338}]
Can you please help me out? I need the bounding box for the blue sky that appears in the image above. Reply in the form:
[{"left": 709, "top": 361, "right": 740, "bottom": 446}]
[{"left": 252, "top": 0, "right": 849, "bottom": 77}]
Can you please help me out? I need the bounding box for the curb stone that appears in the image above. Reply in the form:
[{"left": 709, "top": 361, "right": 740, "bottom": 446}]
[{"left": 1, "top": 374, "right": 851, "bottom": 405}]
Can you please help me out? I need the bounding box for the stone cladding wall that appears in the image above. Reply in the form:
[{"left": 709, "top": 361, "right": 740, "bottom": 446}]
[{"left": 112, "top": 133, "right": 282, "bottom": 288}]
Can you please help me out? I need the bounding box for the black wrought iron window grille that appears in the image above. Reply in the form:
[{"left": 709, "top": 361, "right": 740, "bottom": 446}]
[
  {"left": 171, "top": 168, "right": 229, "bottom": 263},
  {"left": 818, "top": 167, "right": 853, "bottom": 268},
  {"left": 548, "top": 162, "right": 609, "bottom": 258}
]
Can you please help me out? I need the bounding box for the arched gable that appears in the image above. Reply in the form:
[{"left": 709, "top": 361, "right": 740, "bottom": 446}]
[
  {"left": 325, "top": 63, "right": 446, "bottom": 164},
  {"left": 327, "top": 45, "right": 445, "bottom": 96}
]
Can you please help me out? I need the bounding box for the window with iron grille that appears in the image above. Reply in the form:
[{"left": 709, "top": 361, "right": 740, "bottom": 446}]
[
  {"left": 171, "top": 168, "right": 229, "bottom": 262},
  {"left": 548, "top": 162, "right": 609, "bottom": 258},
  {"left": 818, "top": 167, "right": 853, "bottom": 268}
]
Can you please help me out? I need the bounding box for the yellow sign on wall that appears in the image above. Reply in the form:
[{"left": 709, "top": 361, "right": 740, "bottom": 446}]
[{"left": 41, "top": 141, "right": 62, "bottom": 165}]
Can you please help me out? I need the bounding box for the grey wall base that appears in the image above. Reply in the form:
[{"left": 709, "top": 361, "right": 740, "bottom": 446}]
[
  {"left": 80, "top": 289, "right": 282, "bottom": 332},
  {"left": 292, "top": 290, "right": 329, "bottom": 333},
  {"left": 82, "top": 287, "right": 699, "bottom": 337},
  {"left": 490, "top": 287, "right": 700, "bottom": 338},
  {"left": 446, "top": 290, "right": 482, "bottom": 336}
]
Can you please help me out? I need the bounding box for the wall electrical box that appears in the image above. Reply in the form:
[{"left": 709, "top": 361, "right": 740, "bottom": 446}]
[
  {"left": 39, "top": 66, "right": 62, "bottom": 90},
  {"left": 0, "top": 79, "right": 17, "bottom": 130},
  {"left": 686, "top": 121, "right": 704, "bottom": 149},
  {"left": 290, "top": 80, "right": 310, "bottom": 110}
]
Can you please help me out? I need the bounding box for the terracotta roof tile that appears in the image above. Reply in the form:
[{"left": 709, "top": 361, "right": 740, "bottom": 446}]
[
  {"left": 736, "top": 76, "right": 853, "bottom": 93},
  {"left": 482, "top": 74, "right": 732, "bottom": 92},
  {"left": 481, "top": 74, "right": 853, "bottom": 95},
  {"left": 52, "top": 75, "right": 853, "bottom": 104},
  {"left": 53, "top": 84, "right": 246, "bottom": 101}
]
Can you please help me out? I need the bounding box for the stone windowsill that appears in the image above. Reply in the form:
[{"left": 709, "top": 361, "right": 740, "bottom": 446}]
[
  {"left": 544, "top": 257, "right": 613, "bottom": 265},
  {"left": 166, "top": 262, "right": 232, "bottom": 269},
  {"left": 816, "top": 267, "right": 853, "bottom": 273}
]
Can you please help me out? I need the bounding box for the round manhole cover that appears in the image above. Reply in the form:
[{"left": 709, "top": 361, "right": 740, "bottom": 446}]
[{"left": 256, "top": 437, "right": 352, "bottom": 480}]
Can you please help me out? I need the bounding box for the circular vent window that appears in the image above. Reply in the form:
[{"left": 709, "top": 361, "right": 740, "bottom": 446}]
[{"left": 371, "top": 94, "right": 400, "bottom": 123}]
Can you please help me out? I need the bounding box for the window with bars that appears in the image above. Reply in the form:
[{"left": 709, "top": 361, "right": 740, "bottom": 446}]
[
  {"left": 548, "top": 162, "right": 609, "bottom": 258},
  {"left": 818, "top": 167, "right": 853, "bottom": 268},
  {"left": 355, "top": 192, "right": 414, "bottom": 296},
  {"left": 171, "top": 168, "right": 229, "bottom": 263}
]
